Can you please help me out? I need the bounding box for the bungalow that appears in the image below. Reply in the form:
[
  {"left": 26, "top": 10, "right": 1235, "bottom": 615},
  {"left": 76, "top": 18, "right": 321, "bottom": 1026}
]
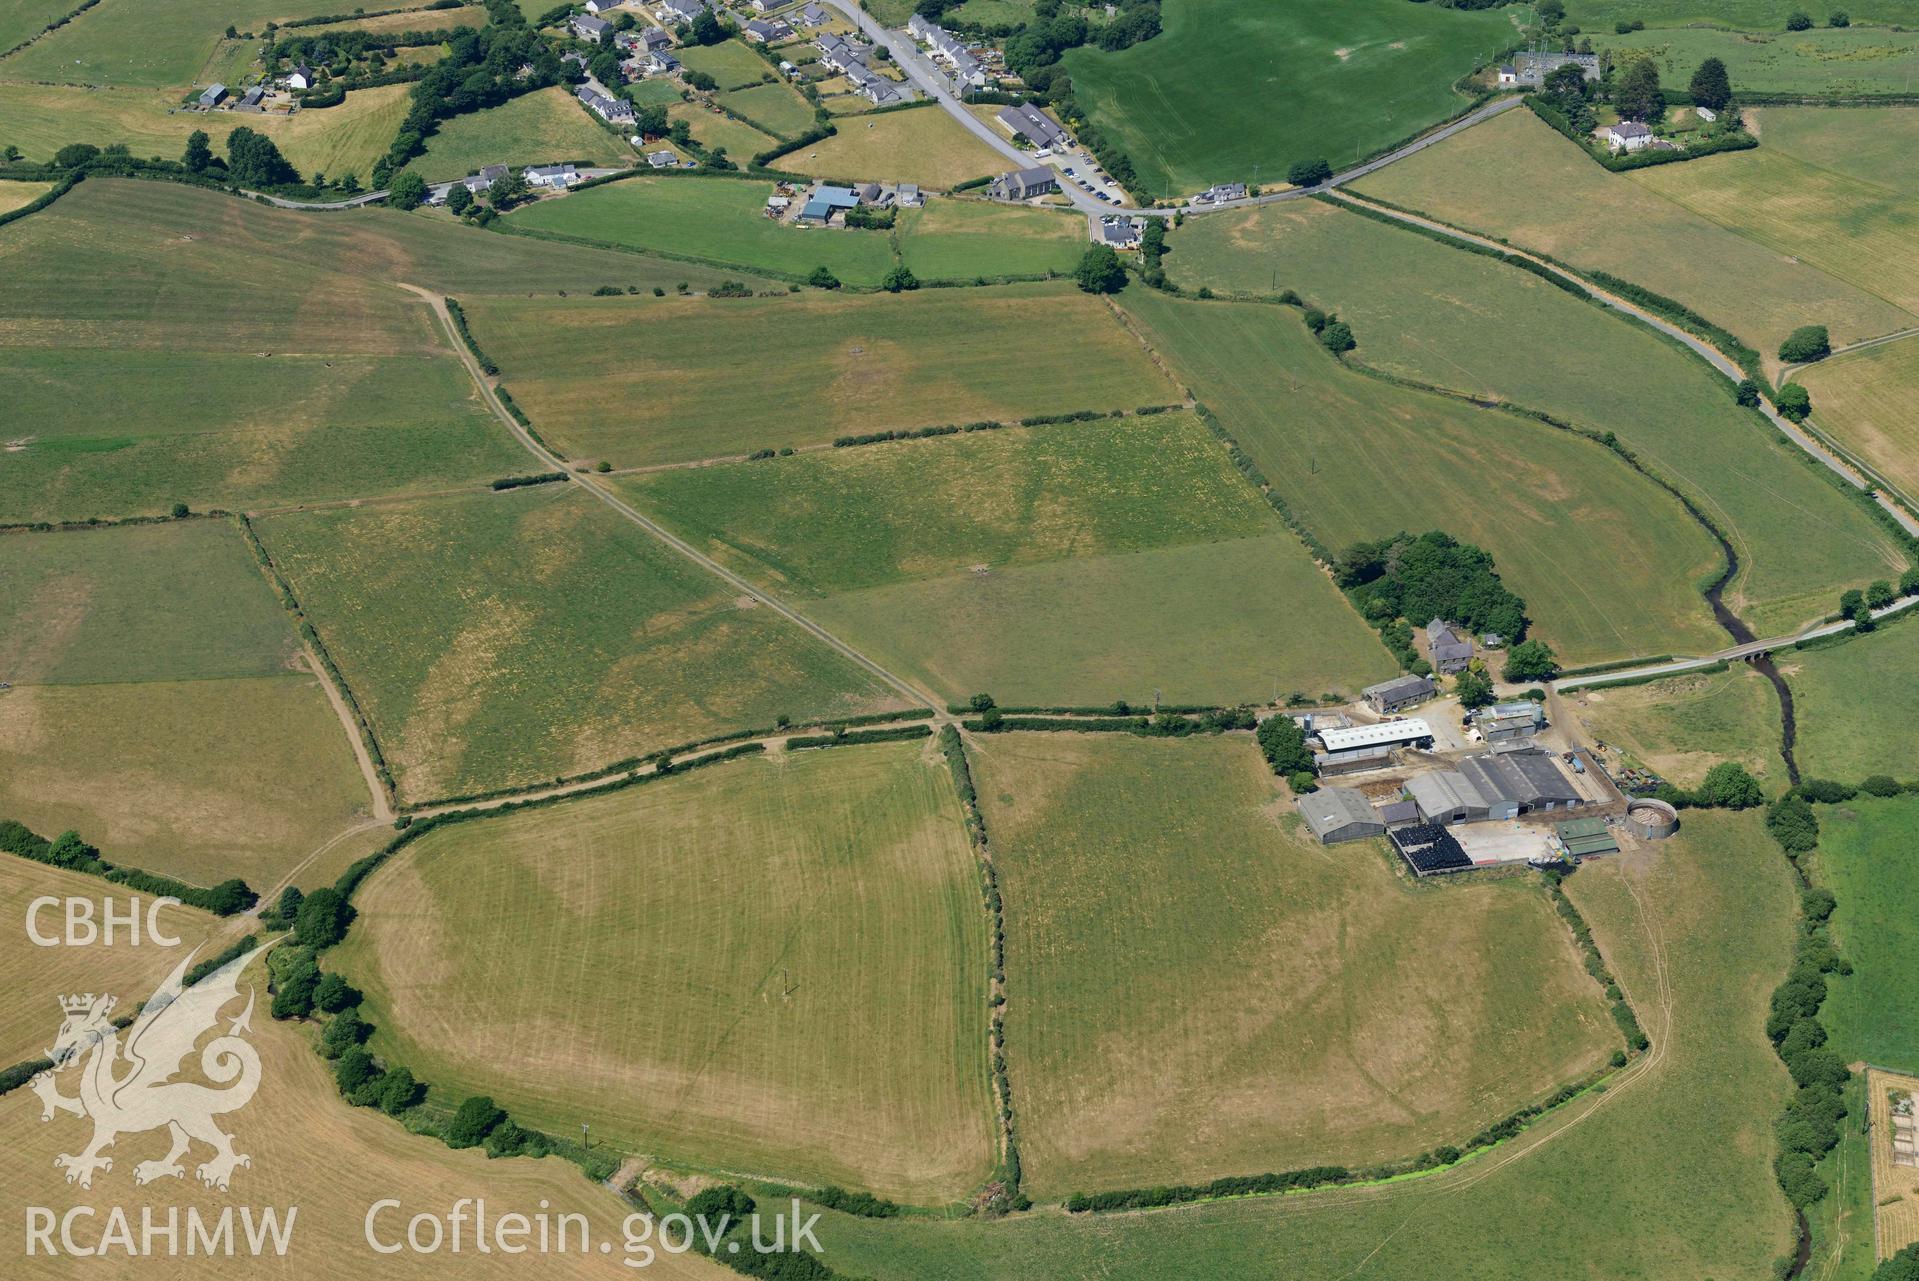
[
  {"left": 287, "top": 64, "right": 316, "bottom": 90},
  {"left": 524, "top": 163, "right": 581, "bottom": 189},
  {"left": 199, "top": 83, "right": 228, "bottom": 108},
  {"left": 1426, "top": 619, "right": 1473, "bottom": 674},
  {"left": 640, "top": 24, "right": 674, "bottom": 49},
  {"left": 743, "top": 17, "right": 793, "bottom": 42},
  {"left": 896, "top": 182, "right": 922, "bottom": 206},
  {"left": 995, "top": 102, "right": 1066, "bottom": 149},
  {"left": 1600, "top": 120, "right": 1653, "bottom": 152},
  {"left": 1192, "top": 181, "right": 1247, "bottom": 205},
  {"left": 798, "top": 183, "right": 860, "bottom": 222},
  {"left": 646, "top": 149, "right": 679, "bottom": 168},
  {"left": 658, "top": 0, "right": 705, "bottom": 21},
  {"left": 798, "top": 2, "right": 829, "bottom": 24},
  {"left": 815, "top": 33, "right": 867, "bottom": 73},
  {"left": 1098, "top": 215, "right": 1142, "bottom": 248},
  {"left": 990, "top": 165, "right": 1058, "bottom": 201},
  {"left": 578, "top": 84, "right": 635, "bottom": 123},
  {"left": 571, "top": 12, "right": 612, "bottom": 39},
  {"left": 846, "top": 62, "right": 910, "bottom": 104},
  {"left": 1362, "top": 674, "right": 1435, "bottom": 714}
]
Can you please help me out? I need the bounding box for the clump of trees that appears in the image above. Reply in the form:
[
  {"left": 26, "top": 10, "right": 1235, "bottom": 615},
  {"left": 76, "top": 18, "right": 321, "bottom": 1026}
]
[
  {"left": 1286, "top": 157, "right": 1332, "bottom": 188},
  {"left": 1612, "top": 56, "right": 1664, "bottom": 124},
  {"left": 0, "top": 820, "right": 256, "bottom": 915},
  {"left": 1689, "top": 56, "right": 1732, "bottom": 112},
  {"left": 1501, "top": 639, "right": 1558, "bottom": 683},
  {"left": 1255, "top": 714, "right": 1316, "bottom": 793},
  {"left": 1787, "top": 9, "right": 1813, "bottom": 29},
  {"left": 1074, "top": 243, "right": 1126, "bottom": 293},
  {"left": 1777, "top": 382, "right": 1813, "bottom": 421},
  {"left": 1541, "top": 62, "right": 1595, "bottom": 133},
  {"left": 1336, "top": 530, "right": 1531, "bottom": 645},
  {"left": 1779, "top": 324, "right": 1832, "bottom": 363}
]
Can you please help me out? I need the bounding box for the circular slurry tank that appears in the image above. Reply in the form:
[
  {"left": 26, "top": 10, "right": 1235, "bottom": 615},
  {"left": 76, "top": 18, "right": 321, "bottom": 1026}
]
[{"left": 1626, "top": 798, "right": 1679, "bottom": 840}]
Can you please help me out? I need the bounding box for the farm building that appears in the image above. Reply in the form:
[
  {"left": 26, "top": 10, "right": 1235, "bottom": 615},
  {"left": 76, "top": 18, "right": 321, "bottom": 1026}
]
[
  {"left": 1391, "top": 824, "right": 1473, "bottom": 876},
  {"left": 1553, "top": 817, "right": 1619, "bottom": 859},
  {"left": 240, "top": 85, "right": 265, "bottom": 109},
  {"left": 1316, "top": 719, "right": 1434, "bottom": 754},
  {"left": 991, "top": 166, "right": 1060, "bottom": 200},
  {"left": 1363, "top": 674, "right": 1435, "bottom": 714},
  {"left": 996, "top": 102, "right": 1067, "bottom": 150},
  {"left": 1474, "top": 701, "right": 1543, "bottom": 744},
  {"left": 1314, "top": 745, "right": 1394, "bottom": 777},
  {"left": 799, "top": 184, "right": 861, "bottom": 222},
  {"left": 1406, "top": 749, "right": 1584, "bottom": 826},
  {"left": 1298, "top": 788, "right": 1388, "bottom": 845},
  {"left": 1426, "top": 619, "right": 1474, "bottom": 673},
  {"left": 199, "top": 83, "right": 228, "bottom": 108}
]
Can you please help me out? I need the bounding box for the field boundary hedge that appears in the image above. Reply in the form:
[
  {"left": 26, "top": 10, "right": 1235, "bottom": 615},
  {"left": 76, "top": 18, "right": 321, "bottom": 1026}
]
[
  {"left": 1523, "top": 95, "right": 1758, "bottom": 173},
  {"left": 0, "top": 169, "right": 83, "bottom": 230},
  {"left": 235, "top": 513, "right": 400, "bottom": 807},
  {"left": 784, "top": 724, "right": 932, "bottom": 749},
  {"left": 0, "top": 819, "right": 260, "bottom": 915},
  {"left": 936, "top": 726, "right": 1027, "bottom": 1215}
]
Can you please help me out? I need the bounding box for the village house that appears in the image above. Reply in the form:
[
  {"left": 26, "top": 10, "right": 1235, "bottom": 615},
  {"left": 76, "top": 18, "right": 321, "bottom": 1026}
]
[
  {"left": 743, "top": 17, "right": 793, "bottom": 42},
  {"left": 640, "top": 25, "right": 674, "bottom": 49},
  {"left": 578, "top": 84, "right": 635, "bottom": 123},
  {"left": 990, "top": 166, "right": 1058, "bottom": 201},
  {"left": 1192, "top": 181, "right": 1246, "bottom": 205},
  {"left": 798, "top": 2, "right": 829, "bottom": 24},
  {"left": 571, "top": 12, "right": 612, "bottom": 39},
  {"left": 658, "top": 0, "right": 705, "bottom": 22},
  {"left": 995, "top": 102, "right": 1067, "bottom": 150},
  {"left": 524, "top": 163, "right": 581, "bottom": 189},
  {"left": 1098, "top": 215, "right": 1142, "bottom": 249},
  {"left": 815, "top": 33, "right": 867, "bottom": 73}
]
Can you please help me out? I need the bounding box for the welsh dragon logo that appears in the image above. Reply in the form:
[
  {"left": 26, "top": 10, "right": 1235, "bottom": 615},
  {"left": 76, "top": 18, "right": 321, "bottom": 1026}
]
[{"left": 30, "top": 944, "right": 272, "bottom": 1192}]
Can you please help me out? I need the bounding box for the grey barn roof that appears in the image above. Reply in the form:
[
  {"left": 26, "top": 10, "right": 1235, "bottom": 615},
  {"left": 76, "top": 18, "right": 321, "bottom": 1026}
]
[
  {"left": 1364, "top": 674, "right": 1435, "bottom": 703},
  {"left": 1298, "top": 788, "right": 1384, "bottom": 840}
]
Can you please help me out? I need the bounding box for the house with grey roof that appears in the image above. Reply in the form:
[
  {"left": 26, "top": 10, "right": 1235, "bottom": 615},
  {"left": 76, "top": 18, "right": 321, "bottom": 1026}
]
[
  {"left": 1426, "top": 619, "right": 1474, "bottom": 674},
  {"left": 287, "top": 64, "right": 316, "bottom": 89},
  {"left": 1099, "top": 216, "right": 1142, "bottom": 248},
  {"left": 896, "top": 182, "right": 922, "bottom": 206},
  {"left": 659, "top": 0, "right": 705, "bottom": 21},
  {"left": 995, "top": 102, "right": 1066, "bottom": 149},
  {"left": 1193, "top": 181, "right": 1246, "bottom": 205},
  {"left": 1600, "top": 120, "right": 1654, "bottom": 152},
  {"left": 1298, "top": 788, "right": 1387, "bottom": 845},
  {"left": 646, "top": 149, "right": 678, "bottom": 168},
  {"left": 524, "top": 163, "right": 581, "bottom": 188},
  {"left": 743, "top": 17, "right": 792, "bottom": 42},
  {"left": 990, "top": 166, "right": 1058, "bottom": 201},
  {"left": 798, "top": 2, "right": 829, "bottom": 24},
  {"left": 815, "top": 32, "right": 867, "bottom": 72},
  {"left": 640, "top": 25, "right": 674, "bottom": 48},
  {"left": 578, "top": 84, "right": 634, "bottom": 123},
  {"left": 571, "top": 12, "right": 612, "bottom": 39},
  {"left": 1362, "top": 674, "right": 1435, "bottom": 714}
]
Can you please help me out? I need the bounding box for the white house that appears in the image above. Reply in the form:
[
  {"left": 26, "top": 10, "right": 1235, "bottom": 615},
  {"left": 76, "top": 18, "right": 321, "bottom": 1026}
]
[
  {"left": 286, "top": 64, "right": 315, "bottom": 90},
  {"left": 524, "top": 163, "right": 581, "bottom": 189},
  {"left": 1600, "top": 121, "right": 1654, "bottom": 152}
]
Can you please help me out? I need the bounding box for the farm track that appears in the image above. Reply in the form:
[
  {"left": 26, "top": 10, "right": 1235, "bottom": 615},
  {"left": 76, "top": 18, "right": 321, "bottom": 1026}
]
[{"left": 400, "top": 283, "right": 945, "bottom": 715}]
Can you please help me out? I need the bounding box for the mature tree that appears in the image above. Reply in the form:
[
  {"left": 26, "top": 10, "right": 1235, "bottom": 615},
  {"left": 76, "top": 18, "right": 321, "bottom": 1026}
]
[
  {"left": 1455, "top": 666, "right": 1496, "bottom": 710},
  {"left": 319, "top": 1007, "right": 368, "bottom": 1058},
  {"left": 225, "top": 126, "right": 299, "bottom": 186},
  {"left": 806, "top": 265, "right": 841, "bottom": 289},
  {"left": 1318, "top": 320, "right": 1355, "bottom": 353},
  {"left": 443, "top": 1095, "right": 506, "bottom": 1148},
  {"left": 270, "top": 952, "right": 321, "bottom": 1020},
  {"left": 1779, "top": 324, "right": 1831, "bottom": 363},
  {"left": 53, "top": 142, "right": 100, "bottom": 168},
  {"left": 182, "top": 129, "right": 214, "bottom": 172},
  {"left": 445, "top": 182, "right": 474, "bottom": 214},
  {"left": 377, "top": 1067, "right": 423, "bottom": 1115},
  {"left": 1502, "top": 639, "right": 1558, "bottom": 683},
  {"left": 1612, "top": 57, "right": 1664, "bottom": 122},
  {"left": 1537, "top": 0, "right": 1566, "bottom": 22},
  {"left": 386, "top": 170, "right": 426, "bottom": 208},
  {"left": 634, "top": 103, "right": 669, "bottom": 137},
  {"left": 271, "top": 885, "right": 304, "bottom": 926},
  {"left": 1689, "top": 56, "right": 1732, "bottom": 111},
  {"left": 1786, "top": 9, "right": 1813, "bottom": 27},
  {"left": 1841, "top": 587, "right": 1875, "bottom": 631},
  {"left": 691, "top": 8, "right": 726, "bottom": 44},
  {"left": 1868, "top": 579, "right": 1896, "bottom": 609},
  {"left": 313, "top": 972, "right": 362, "bottom": 1013},
  {"left": 1697, "top": 761, "right": 1764, "bottom": 809},
  {"left": 882, "top": 264, "right": 920, "bottom": 292},
  {"left": 2, "top": 144, "right": 20, "bottom": 163},
  {"left": 45, "top": 830, "right": 99, "bottom": 870},
  {"left": 1255, "top": 714, "right": 1315, "bottom": 777},
  {"left": 1875, "top": 1243, "right": 1919, "bottom": 1281},
  {"left": 1074, "top": 243, "right": 1127, "bottom": 294},
  {"left": 1902, "top": 566, "right": 1919, "bottom": 596},
  {"left": 1830, "top": 8, "right": 1851, "bottom": 24},
  {"left": 334, "top": 1046, "right": 380, "bottom": 1096},
  {"left": 1287, "top": 156, "right": 1332, "bottom": 187},
  {"left": 1777, "top": 382, "right": 1812, "bottom": 420},
  {"left": 295, "top": 886, "right": 356, "bottom": 949},
  {"left": 1734, "top": 377, "right": 1762, "bottom": 407},
  {"left": 487, "top": 169, "right": 529, "bottom": 208}
]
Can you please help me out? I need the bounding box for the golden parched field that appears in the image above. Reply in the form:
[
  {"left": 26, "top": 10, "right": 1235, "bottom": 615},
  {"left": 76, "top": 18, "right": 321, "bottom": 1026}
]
[
  {"left": 1797, "top": 334, "right": 1919, "bottom": 508},
  {"left": 1352, "top": 108, "right": 1915, "bottom": 376},
  {"left": 770, "top": 106, "right": 1009, "bottom": 189},
  {"left": 1566, "top": 665, "right": 1784, "bottom": 789},
  {"left": 461, "top": 283, "right": 1179, "bottom": 467},
  {"left": 973, "top": 733, "right": 1618, "bottom": 1201},
  {"left": 332, "top": 743, "right": 998, "bottom": 1204}
]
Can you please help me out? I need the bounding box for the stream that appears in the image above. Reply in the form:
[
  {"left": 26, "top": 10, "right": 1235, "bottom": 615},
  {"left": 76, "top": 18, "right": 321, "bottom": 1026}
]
[{"left": 1698, "top": 517, "right": 1801, "bottom": 786}]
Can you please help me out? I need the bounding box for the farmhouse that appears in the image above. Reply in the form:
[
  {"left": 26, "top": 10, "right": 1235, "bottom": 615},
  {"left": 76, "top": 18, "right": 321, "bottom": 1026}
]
[
  {"left": 799, "top": 184, "right": 861, "bottom": 222},
  {"left": 1297, "top": 787, "right": 1388, "bottom": 845},
  {"left": 578, "top": 85, "right": 635, "bottom": 123},
  {"left": 896, "top": 182, "right": 922, "bottom": 206},
  {"left": 198, "top": 83, "right": 228, "bottom": 108},
  {"left": 1600, "top": 121, "right": 1654, "bottom": 152},
  {"left": 743, "top": 17, "right": 794, "bottom": 42},
  {"left": 1315, "top": 719, "right": 1434, "bottom": 754},
  {"left": 991, "top": 166, "right": 1058, "bottom": 200},
  {"left": 996, "top": 102, "right": 1067, "bottom": 150},
  {"left": 1512, "top": 50, "right": 1600, "bottom": 85},
  {"left": 463, "top": 163, "right": 511, "bottom": 194},
  {"left": 1473, "top": 700, "right": 1543, "bottom": 744},
  {"left": 525, "top": 163, "right": 581, "bottom": 189},
  {"left": 572, "top": 12, "right": 612, "bottom": 39},
  {"left": 287, "top": 64, "right": 316, "bottom": 90},
  {"left": 1426, "top": 618, "right": 1473, "bottom": 674},
  {"left": 1406, "top": 749, "right": 1584, "bottom": 825},
  {"left": 1363, "top": 674, "right": 1435, "bottom": 714}
]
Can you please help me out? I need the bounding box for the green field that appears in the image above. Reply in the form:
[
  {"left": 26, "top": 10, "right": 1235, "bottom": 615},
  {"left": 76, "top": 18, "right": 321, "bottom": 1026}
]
[
  {"left": 801, "top": 811, "right": 1799, "bottom": 1278},
  {"left": 0, "top": 521, "right": 295, "bottom": 685},
  {"left": 1789, "top": 619, "right": 1919, "bottom": 780},
  {"left": 1165, "top": 197, "right": 1908, "bottom": 635},
  {"left": 1755, "top": 106, "right": 1919, "bottom": 193},
  {"left": 896, "top": 199, "right": 1085, "bottom": 280},
  {"left": 404, "top": 86, "right": 631, "bottom": 181},
  {"left": 252, "top": 485, "right": 910, "bottom": 802},
  {"left": 0, "top": 675, "right": 373, "bottom": 888},
  {"left": 676, "top": 38, "right": 776, "bottom": 90},
  {"left": 617, "top": 414, "right": 1396, "bottom": 704},
  {"left": 1567, "top": 0, "right": 1919, "bottom": 35},
  {"left": 333, "top": 743, "right": 996, "bottom": 1203},
  {"left": 0, "top": 0, "right": 80, "bottom": 54},
  {"left": 670, "top": 100, "right": 777, "bottom": 159},
  {"left": 1813, "top": 796, "right": 1919, "bottom": 1071},
  {"left": 1797, "top": 335, "right": 1919, "bottom": 506},
  {"left": 1116, "top": 289, "right": 1730, "bottom": 666},
  {"left": 0, "top": 0, "right": 346, "bottom": 88},
  {"left": 507, "top": 174, "right": 900, "bottom": 284},
  {"left": 1060, "top": 0, "right": 1518, "bottom": 197},
  {"left": 974, "top": 733, "right": 1615, "bottom": 1198},
  {"left": 771, "top": 105, "right": 1009, "bottom": 189},
  {"left": 462, "top": 283, "right": 1176, "bottom": 466},
  {"left": 1568, "top": 665, "right": 1785, "bottom": 788},
  {"left": 1591, "top": 25, "right": 1919, "bottom": 96},
  {"left": 1354, "top": 108, "right": 1916, "bottom": 374},
  {"left": 718, "top": 80, "right": 817, "bottom": 140}
]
